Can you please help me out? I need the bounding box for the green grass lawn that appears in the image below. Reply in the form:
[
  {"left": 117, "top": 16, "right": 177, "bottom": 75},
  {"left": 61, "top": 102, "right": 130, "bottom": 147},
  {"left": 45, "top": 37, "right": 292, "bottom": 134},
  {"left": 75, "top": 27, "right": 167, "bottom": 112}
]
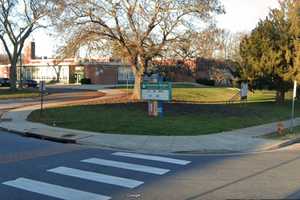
[
  {"left": 171, "top": 83, "right": 205, "bottom": 88},
  {"left": 0, "top": 89, "right": 40, "bottom": 99},
  {"left": 120, "top": 85, "right": 291, "bottom": 103},
  {"left": 28, "top": 101, "right": 300, "bottom": 136},
  {"left": 114, "top": 83, "right": 203, "bottom": 89},
  {"left": 173, "top": 88, "right": 293, "bottom": 103},
  {"left": 28, "top": 87, "right": 297, "bottom": 136},
  {"left": 173, "top": 88, "right": 237, "bottom": 102}
]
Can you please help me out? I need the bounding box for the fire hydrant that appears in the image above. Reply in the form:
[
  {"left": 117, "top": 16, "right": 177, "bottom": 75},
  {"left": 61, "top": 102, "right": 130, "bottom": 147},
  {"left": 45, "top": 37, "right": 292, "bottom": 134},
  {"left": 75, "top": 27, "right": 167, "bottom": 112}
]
[{"left": 277, "top": 122, "right": 285, "bottom": 135}]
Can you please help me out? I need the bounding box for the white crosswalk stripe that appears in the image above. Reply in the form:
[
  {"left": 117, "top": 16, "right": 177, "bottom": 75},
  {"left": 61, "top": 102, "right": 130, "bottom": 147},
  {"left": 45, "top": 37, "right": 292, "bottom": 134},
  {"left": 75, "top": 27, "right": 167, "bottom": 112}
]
[
  {"left": 81, "top": 158, "right": 170, "bottom": 175},
  {"left": 48, "top": 166, "right": 143, "bottom": 188},
  {"left": 2, "top": 152, "right": 191, "bottom": 200},
  {"left": 113, "top": 152, "right": 191, "bottom": 165},
  {"left": 3, "top": 178, "right": 111, "bottom": 200}
]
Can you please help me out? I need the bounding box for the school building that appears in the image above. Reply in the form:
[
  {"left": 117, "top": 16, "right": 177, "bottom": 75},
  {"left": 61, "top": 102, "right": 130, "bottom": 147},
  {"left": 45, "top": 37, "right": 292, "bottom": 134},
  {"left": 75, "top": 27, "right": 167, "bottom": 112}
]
[{"left": 0, "top": 42, "right": 135, "bottom": 85}]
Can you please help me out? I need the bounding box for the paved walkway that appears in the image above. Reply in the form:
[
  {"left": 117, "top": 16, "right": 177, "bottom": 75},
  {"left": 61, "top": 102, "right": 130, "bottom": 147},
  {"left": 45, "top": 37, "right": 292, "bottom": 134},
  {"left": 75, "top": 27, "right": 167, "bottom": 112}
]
[
  {"left": 1, "top": 88, "right": 299, "bottom": 154},
  {"left": 46, "top": 82, "right": 206, "bottom": 90}
]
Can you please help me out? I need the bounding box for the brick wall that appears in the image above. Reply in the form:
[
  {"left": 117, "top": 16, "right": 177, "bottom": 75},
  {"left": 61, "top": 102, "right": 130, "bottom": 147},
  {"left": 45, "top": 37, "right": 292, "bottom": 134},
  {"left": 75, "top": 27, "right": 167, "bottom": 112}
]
[
  {"left": 23, "top": 42, "right": 35, "bottom": 64},
  {"left": 84, "top": 64, "right": 118, "bottom": 85}
]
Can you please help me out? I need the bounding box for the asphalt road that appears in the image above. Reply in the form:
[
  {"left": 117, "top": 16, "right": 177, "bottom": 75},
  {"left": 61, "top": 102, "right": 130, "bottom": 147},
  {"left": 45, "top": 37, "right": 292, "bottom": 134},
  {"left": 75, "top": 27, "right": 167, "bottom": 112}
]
[
  {"left": 0, "top": 130, "right": 300, "bottom": 200},
  {"left": 0, "top": 88, "right": 104, "bottom": 110}
]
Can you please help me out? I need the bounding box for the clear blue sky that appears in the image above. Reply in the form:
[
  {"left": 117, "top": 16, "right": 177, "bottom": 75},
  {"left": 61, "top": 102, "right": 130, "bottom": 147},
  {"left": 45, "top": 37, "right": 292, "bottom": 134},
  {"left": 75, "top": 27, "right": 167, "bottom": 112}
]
[{"left": 32, "top": 0, "right": 280, "bottom": 57}]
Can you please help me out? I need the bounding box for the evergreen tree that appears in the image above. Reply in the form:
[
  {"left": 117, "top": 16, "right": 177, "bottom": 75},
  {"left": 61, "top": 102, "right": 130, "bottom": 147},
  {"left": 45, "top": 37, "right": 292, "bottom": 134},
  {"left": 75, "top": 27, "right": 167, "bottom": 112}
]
[{"left": 239, "top": 0, "right": 299, "bottom": 103}]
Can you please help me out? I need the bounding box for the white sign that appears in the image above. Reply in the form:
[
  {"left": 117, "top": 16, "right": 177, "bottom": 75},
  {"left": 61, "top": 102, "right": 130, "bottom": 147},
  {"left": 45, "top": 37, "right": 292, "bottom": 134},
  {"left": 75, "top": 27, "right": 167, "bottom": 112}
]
[
  {"left": 141, "top": 83, "right": 172, "bottom": 101},
  {"left": 293, "top": 80, "right": 297, "bottom": 98},
  {"left": 240, "top": 82, "right": 248, "bottom": 98},
  {"left": 39, "top": 81, "right": 46, "bottom": 92},
  {"left": 142, "top": 90, "right": 170, "bottom": 101}
]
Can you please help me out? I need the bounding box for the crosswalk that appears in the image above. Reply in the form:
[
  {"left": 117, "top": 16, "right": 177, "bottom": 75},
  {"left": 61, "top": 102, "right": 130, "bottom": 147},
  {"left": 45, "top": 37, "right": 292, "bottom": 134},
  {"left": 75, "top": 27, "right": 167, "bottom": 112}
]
[
  {"left": 82, "top": 158, "right": 170, "bottom": 175},
  {"left": 112, "top": 152, "right": 191, "bottom": 165},
  {"left": 2, "top": 151, "right": 191, "bottom": 200}
]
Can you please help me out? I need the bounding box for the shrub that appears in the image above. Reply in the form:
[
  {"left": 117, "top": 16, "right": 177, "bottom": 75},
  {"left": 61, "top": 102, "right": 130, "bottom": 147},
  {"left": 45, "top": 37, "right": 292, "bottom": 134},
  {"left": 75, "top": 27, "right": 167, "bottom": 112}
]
[
  {"left": 196, "top": 78, "right": 215, "bottom": 86},
  {"left": 80, "top": 78, "right": 91, "bottom": 84}
]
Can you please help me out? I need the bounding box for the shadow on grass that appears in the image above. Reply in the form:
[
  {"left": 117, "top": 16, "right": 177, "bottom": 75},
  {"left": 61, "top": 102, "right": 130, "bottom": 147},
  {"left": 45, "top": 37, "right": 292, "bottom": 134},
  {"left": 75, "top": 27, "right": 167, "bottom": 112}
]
[{"left": 27, "top": 100, "right": 300, "bottom": 136}]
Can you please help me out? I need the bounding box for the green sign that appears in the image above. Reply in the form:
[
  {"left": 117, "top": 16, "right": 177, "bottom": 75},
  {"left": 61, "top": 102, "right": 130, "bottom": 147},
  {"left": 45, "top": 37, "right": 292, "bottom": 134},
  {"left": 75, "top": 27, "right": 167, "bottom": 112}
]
[{"left": 141, "top": 82, "right": 172, "bottom": 101}]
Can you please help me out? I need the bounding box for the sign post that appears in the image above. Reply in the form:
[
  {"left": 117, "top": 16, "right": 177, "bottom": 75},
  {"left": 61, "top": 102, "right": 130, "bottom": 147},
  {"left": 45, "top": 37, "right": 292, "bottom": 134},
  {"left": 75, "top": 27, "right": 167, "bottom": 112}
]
[
  {"left": 291, "top": 80, "right": 297, "bottom": 132},
  {"left": 141, "top": 82, "right": 172, "bottom": 117},
  {"left": 240, "top": 82, "right": 248, "bottom": 101},
  {"left": 39, "top": 81, "right": 46, "bottom": 117}
]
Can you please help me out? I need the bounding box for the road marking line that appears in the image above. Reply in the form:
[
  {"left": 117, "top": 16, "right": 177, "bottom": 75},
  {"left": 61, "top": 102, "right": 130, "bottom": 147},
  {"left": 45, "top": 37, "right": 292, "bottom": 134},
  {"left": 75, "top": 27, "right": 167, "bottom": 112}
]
[
  {"left": 112, "top": 152, "right": 191, "bottom": 165},
  {"left": 48, "top": 166, "right": 143, "bottom": 189},
  {"left": 3, "top": 177, "right": 110, "bottom": 200},
  {"left": 81, "top": 158, "right": 170, "bottom": 175}
]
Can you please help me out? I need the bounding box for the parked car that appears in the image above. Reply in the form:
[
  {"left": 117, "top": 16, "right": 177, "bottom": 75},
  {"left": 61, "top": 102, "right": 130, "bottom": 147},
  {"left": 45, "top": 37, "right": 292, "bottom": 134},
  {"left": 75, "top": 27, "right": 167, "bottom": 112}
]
[
  {"left": 0, "top": 78, "right": 10, "bottom": 87},
  {"left": 23, "top": 79, "right": 38, "bottom": 88}
]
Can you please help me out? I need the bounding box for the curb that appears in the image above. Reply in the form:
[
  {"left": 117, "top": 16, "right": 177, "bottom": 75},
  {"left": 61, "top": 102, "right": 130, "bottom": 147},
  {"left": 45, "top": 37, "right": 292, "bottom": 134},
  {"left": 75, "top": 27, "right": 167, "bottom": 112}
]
[
  {"left": 0, "top": 126, "right": 77, "bottom": 144},
  {"left": 263, "top": 137, "right": 300, "bottom": 151},
  {"left": 0, "top": 90, "right": 125, "bottom": 145},
  {"left": 1, "top": 123, "right": 300, "bottom": 155}
]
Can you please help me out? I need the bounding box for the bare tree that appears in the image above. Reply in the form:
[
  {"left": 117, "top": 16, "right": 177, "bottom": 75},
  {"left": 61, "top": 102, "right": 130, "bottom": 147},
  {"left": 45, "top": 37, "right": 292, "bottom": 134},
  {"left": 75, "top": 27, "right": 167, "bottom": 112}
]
[
  {"left": 215, "top": 30, "right": 245, "bottom": 61},
  {"left": 47, "top": 59, "right": 63, "bottom": 83},
  {"left": 210, "top": 68, "right": 227, "bottom": 86},
  {"left": 56, "top": 0, "right": 224, "bottom": 99},
  {"left": 47, "top": 44, "right": 76, "bottom": 83},
  {"left": 0, "top": 0, "right": 57, "bottom": 90},
  {"left": 165, "top": 25, "right": 223, "bottom": 60}
]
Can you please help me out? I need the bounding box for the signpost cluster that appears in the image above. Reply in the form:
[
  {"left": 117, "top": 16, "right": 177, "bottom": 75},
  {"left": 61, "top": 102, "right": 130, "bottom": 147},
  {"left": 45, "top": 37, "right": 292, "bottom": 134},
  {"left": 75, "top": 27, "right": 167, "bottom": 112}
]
[{"left": 141, "top": 75, "right": 172, "bottom": 117}]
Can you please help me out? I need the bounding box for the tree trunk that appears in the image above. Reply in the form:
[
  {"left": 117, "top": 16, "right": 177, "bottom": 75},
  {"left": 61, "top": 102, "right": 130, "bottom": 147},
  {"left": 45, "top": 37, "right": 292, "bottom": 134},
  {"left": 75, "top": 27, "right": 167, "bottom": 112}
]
[
  {"left": 132, "top": 73, "right": 142, "bottom": 100},
  {"left": 56, "top": 66, "right": 61, "bottom": 83},
  {"left": 130, "top": 56, "right": 146, "bottom": 100},
  {"left": 10, "top": 62, "right": 17, "bottom": 91},
  {"left": 56, "top": 72, "right": 60, "bottom": 83},
  {"left": 276, "top": 90, "right": 285, "bottom": 104}
]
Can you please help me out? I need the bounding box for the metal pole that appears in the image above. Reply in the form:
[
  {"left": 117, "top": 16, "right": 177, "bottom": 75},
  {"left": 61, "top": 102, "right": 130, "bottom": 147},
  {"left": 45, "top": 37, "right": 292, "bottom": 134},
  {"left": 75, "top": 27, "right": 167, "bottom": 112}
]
[
  {"left": 40, "top": 81, "right": 45, "bottom": 118},
  {"left": 40, "top": 90, "right": 43, "bottom": 117},
  {"left": 20, "top": 54, "right": 22, "bottom": 88},
  {"left": 290, "top": 80, "right": 297, "bottom": 132},
  {"left": 291, "top": 96, "right": 295, "bottom": 132},
  {"left": 126, "top": 69, "right": 129, "bottom": 97}
]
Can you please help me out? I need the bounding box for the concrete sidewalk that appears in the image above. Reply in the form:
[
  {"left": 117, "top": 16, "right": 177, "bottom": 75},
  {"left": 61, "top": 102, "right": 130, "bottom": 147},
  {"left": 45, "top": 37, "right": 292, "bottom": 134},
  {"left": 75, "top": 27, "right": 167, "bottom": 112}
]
[
  {"left": 47, "top": 82, "right": 206, "bottom": 91},
  {"left": 47, "top": 84, "right": 128, "bottom": 91}
]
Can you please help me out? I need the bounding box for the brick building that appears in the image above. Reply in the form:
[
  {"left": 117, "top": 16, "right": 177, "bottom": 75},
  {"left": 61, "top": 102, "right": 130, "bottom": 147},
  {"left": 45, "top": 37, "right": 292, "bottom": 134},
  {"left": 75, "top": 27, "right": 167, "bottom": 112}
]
[
  {"left": 0, "top": 42, "right": 236, "bottom": 86},
  {"left": 0, "top": 42, "right": 134, "bottom": 85},
  {"left": 195, "top": 58, "right": 237, "bottom": 86}
]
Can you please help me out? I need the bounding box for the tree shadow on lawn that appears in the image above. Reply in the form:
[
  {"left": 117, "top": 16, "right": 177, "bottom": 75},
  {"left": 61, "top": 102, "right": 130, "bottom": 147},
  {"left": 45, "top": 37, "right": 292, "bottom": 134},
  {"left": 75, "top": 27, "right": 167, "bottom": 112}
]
[
  {"left": 98, "top": 101, "right": 297, "bottom": 118},
  {"left": 28, "top": 100, "right": 300, "bottom": 136}
]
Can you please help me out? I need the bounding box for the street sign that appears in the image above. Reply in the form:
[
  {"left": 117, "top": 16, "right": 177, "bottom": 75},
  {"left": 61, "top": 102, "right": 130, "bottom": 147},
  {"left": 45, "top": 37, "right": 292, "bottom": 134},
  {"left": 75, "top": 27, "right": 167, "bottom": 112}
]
[
  {"left": 240, "top": 82, "right": 248, "bottom": 99},
  {"left": 39, "top": 81, "right": 46, "bottom": 92},
  {"left": 141, "top": 82, "right": 172, "bottom": 101}
]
